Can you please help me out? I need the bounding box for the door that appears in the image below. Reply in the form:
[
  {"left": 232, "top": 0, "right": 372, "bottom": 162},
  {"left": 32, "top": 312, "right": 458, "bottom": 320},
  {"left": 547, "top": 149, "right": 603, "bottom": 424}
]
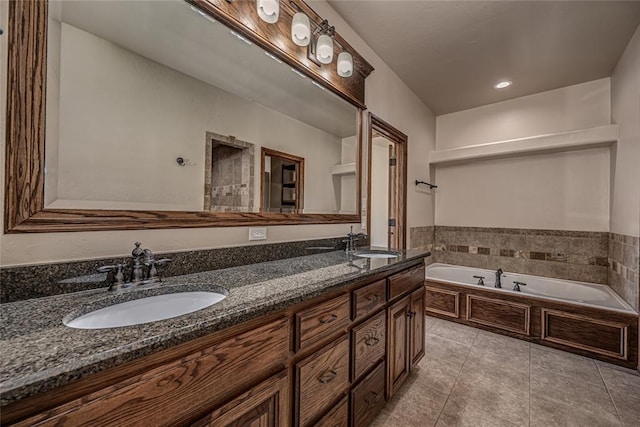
[
  {"left": 386, "top": 296, "right": 411, "bottom": 398},
  {"left": 367, "top": 114, "right": 407, "bottom": 250},
  {"left": 192, "top": 371, "right": 288, "bottom": 427},
  {"left": 409, "top": 288, "right": 426, "bottom": 367}
]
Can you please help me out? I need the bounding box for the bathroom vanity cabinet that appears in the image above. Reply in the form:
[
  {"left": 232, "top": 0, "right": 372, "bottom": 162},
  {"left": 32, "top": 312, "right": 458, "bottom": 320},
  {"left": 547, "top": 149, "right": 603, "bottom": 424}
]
[{"left": 2, "top": 261, "right": 426, "bottom": 427}]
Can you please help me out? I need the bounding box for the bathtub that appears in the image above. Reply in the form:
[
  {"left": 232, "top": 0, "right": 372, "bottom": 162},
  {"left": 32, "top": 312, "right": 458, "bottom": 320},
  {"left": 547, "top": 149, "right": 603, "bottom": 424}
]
[
  {"left": 424, "top": 263, "right": 638, "bottom": 368},
  {"left": 426, "top": 263, "right": 635, "bottom": 314}
]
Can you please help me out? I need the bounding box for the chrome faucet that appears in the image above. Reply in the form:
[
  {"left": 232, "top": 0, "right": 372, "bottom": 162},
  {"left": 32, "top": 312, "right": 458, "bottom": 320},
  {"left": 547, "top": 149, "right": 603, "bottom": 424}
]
[
  {"left": 495, "top": 268, "right": 504, "bottom": 288},
  {"left": 98, "top": 242, "right": 171, "bottom": 291},
  {"left": 343, "top": 226, "right": 367, "bottom": 253},
  {"left": 513, "top": 281, "right": 527, "bottom": 292}
]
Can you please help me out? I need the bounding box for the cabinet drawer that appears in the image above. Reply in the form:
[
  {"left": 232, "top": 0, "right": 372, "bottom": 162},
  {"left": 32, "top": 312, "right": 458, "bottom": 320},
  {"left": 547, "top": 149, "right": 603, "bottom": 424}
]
[
  {"left": 388, "top": 264, "right": 425, "bottom": 301},
  {"left": 352, "top": 279, "right": 386, "bottom": 320},
  {"left": 351, "top": 310, "right": 386, "bottom": 381},
  {"left": 296, "top": 294, "right": 351, "bottom": 351},
  {"left": 315, "top": 396, "right": 348, "bottom": 427},
  {"left": 350, "top": 361, "right": 385, "bottom": 427},
  {"left": 16, "top": 318, "right": 290, "bottom": 427},
  {"left": 296, "top": 335, "right": 350, "bottom": 427}
]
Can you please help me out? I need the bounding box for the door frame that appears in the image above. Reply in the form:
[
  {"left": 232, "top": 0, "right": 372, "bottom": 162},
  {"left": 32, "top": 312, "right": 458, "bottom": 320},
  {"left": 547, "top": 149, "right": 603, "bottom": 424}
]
[{"left": 367, "top": 113, "right": 408, "bottom": 249}]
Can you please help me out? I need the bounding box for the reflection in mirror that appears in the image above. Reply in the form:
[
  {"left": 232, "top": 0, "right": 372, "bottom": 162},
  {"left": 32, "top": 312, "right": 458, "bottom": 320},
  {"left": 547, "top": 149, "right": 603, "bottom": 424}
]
[
  {"left": 44, "top": 0, "right": 358, "bottom": 215},
  {"left": 261, "top": 148, "right": 305, "bottom": 213}
]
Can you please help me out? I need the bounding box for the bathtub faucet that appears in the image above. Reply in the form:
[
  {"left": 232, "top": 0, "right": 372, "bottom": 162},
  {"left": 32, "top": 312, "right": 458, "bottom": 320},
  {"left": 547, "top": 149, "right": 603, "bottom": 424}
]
[
  {"left": 513, "top": 281, "right": 527, "bottom": 292},
  {"left": 495, "top": 268, "right": 504, "bottom": 288}
]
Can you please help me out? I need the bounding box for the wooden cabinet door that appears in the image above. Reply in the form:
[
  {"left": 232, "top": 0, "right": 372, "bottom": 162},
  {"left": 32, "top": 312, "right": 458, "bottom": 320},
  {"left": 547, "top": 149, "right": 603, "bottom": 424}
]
[
  {"left": 409, "top": 288, "right": 426, "bottom": 368},
  {"left": 386, "top": 296, "right": 410, "bottom": 399},
  {"left": 192, "top": 370, "right": 288, "bottom": 427}
]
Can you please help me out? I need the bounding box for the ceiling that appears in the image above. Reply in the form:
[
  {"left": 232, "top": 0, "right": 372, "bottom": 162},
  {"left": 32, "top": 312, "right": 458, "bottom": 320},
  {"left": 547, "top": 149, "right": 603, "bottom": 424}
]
[{"left": 326, "top": 0, "right": 640, "bottom": 115}]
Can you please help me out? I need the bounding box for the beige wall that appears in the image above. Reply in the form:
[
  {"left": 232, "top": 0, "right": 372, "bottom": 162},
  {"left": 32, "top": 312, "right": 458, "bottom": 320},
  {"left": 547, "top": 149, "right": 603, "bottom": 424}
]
[
  {"left": 0, "top": 0, "right": 437, "bottom": 266},
  {"left": 434, "top": 79, "right": 613, "bottom": 231},
  {"left": 610, "top": 26, "right": 640, "bottom": 238}
]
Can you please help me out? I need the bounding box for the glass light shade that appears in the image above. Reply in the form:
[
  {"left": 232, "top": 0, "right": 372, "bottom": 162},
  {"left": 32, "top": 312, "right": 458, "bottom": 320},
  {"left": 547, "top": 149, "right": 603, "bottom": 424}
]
[
  {"left": 316, "top": 34, "right": 333, "bottom": 64},
  {"left": 291, "top": 12, "right": 310, "bottom": 46},
  {"left": 337, "top": 51, "right": 353, "bottom": 77},
  {"left": 257, "top": 0, "right": 279, "bottom": 24}
]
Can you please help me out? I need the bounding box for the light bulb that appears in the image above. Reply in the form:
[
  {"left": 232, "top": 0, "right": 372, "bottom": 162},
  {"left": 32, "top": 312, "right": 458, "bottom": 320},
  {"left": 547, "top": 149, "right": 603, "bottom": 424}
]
[
  {"left": 257, "top": 0, "right": 279, "bottom": 24},
  {"left": 291, "top": 12, "right": 310, "bottom": 46},
  {"left": 316, "top": 34, "right": 333, "bottom": 64},
  {"left": 494, "top": 80, "right": 512, "bottom": 89},
  {"left": 337, "top": 51, "right": 353, "bottom": 77}
]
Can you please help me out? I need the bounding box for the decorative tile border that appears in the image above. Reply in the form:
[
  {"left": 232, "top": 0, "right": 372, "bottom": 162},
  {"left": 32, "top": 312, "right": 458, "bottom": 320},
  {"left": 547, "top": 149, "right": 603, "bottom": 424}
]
[{"left": 433, "top": 226, "right": 609, "bottom": 285}]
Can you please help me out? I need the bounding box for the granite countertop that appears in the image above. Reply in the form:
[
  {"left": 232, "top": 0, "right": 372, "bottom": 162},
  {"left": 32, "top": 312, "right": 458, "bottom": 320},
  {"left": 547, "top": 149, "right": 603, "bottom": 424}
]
[{"left": 0, "top": 248, "right": 429, "bottom": 406}]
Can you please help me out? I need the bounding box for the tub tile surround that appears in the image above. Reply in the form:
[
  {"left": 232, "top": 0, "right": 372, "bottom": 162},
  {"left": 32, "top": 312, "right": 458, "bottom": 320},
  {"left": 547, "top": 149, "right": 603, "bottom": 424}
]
[
  {"left": 433, "top": 226, "right": 611, "bottom": 286},
  {"left": 410, "top": 225, "right": 435, "bottom": 264},
  {"left": 0, "top": 237, "right": 354, "bottom": 303},
  {"left": 372, "top": 317, "right": 640, "bottom": 427},
  {"left": 609, "top": 233, "right": 640, "bottom": 311}
]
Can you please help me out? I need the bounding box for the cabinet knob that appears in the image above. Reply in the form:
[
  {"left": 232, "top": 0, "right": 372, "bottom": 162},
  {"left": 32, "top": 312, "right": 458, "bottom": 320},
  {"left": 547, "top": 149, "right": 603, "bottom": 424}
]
[
  {"left": 365, "top": 294, "right": 380, "bottom": 302},
  {"left": 364, "top": 336, "right": 380, "bottom": 346},
  {"left": 364, "top": 391, "right": 380, "bottom": 405}
]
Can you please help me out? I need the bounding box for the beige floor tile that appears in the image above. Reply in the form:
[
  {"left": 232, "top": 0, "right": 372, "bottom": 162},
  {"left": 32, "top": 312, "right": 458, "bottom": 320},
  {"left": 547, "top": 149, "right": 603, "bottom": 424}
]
[
  {"left": 465, "top": 332, "right": 530, "bottom": 376},
  {"left": 530, "top": 367, "right": 618, "bottom": 419},
  {"left": 381, "top": 374, "right": 449, "bottom": 427},
  {"left": 425, "top": 315, "right": 440, "bottom": 332},
  {"left": 530, "top": 394, "right": 621, "bottom": 427},
  {"left": 473, "top": 330, "right": 531, "bottom": 356},
  {"left": 436, "top": 398, "right": 520, "bottom": 427},
  {"left": 599, "top": 366, "right": 640, "bottom": 427},
  {"left": 424, "top": 333, "right": 472, "bottom": 369},
  {"left": 530, "top": 344, "right": 602, "bottom": 386},
  {"left": 427, "top": 320, "right": 479, "bottom": 346},
  {"left": 413, "top": 358, "right": 462, "bottom": 395},
  {"left": 446, "top": 364, "right": 529, "bottom": 426}
]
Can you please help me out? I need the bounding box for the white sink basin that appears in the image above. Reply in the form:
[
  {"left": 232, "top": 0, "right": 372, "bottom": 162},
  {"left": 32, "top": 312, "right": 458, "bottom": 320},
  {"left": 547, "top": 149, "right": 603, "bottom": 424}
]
[
  {"left": 353, "top": 250, "right": 400, "bottom": 259},
  {"left": 64, "top": 291, "right": 226, "bottom": 329}
]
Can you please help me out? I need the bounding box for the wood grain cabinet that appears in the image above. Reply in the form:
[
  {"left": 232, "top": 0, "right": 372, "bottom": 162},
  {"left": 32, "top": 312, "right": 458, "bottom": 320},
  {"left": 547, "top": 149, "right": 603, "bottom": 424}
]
[
  {"left": 386, "top": 287, "right": 425, "bottom": 398},
  {"left": 350, "top": 362, "right": 386, "bottom": 427},
  {"left": 191, "top": 370, "right": 288, "bottom": 427},
  {"left": 351, "top": 310, "right": 386, "bottom": 381}
]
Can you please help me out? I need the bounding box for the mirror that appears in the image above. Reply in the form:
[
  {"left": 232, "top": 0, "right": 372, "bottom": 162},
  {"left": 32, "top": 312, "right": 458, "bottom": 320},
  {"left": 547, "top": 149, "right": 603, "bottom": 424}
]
[{"left": 43, "top": 0, "right": 359, "bottom": 217}]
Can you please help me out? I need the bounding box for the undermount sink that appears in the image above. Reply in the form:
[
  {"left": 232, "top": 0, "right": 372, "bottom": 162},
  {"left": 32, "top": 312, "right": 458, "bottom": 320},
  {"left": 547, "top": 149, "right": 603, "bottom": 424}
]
[
  {"left": 64, "top": 291, "right": 227, "bottom": 329},
  {"left": 353, "top": 250, "right": 400, "bottom": 259}
]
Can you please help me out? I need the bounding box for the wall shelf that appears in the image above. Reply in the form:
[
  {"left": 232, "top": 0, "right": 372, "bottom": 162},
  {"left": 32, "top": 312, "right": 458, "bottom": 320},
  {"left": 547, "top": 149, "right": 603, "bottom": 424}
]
[
  {"left": 330, "top": 162, "right": 357, "bottom": 176},
  {"left": 429, "top": 125, "right": 618, "bottom": 166}
]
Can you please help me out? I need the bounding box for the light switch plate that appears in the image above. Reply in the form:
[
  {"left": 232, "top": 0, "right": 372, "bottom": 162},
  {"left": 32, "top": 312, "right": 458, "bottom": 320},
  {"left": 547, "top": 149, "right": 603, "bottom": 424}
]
[{"left": 249, "top": 227, "right": 267, "bottom": 241}]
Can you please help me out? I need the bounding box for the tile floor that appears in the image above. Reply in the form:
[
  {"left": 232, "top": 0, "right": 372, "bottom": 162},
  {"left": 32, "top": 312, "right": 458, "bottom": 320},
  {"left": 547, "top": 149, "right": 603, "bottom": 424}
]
[{"left": 372, "top": 316, "right": 640, "bottom": 426}]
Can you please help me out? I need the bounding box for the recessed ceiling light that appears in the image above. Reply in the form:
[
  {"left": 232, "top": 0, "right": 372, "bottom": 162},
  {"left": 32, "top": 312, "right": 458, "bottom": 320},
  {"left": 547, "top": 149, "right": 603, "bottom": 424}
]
[{"left": 494, "top": 80, "right": 512, "bottom": 89}]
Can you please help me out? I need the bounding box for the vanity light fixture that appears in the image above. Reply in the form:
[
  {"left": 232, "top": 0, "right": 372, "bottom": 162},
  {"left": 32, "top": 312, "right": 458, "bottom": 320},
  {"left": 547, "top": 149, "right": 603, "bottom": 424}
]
[
  {"left": 190, "top": 5, "right": 217, "bottom": 23},
  {"left": 230, "top": 30, "right": 253, "bottom": 45},
  {"left": 337, "top": 51, "right": 353, "bottom": 77},
  {"left": 494, "top": 80, "right": 512, "bottom": 89},
  {"left": 316, "top": 34, "right": 334, "bottom": 64},
  {"left": 291, "top": 12, "right": 311, "bottom": 46},
  {"left": 257, "top": 0, "right": 279, "bottom": 24}
]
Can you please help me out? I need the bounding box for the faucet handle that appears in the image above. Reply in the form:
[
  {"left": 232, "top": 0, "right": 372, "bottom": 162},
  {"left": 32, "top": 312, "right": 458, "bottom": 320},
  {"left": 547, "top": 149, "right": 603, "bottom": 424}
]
[
  {"left": 132, "top": 241, "right": 144, "bottom": 258},
  {"left": 97, "top": 265, "right": 118, "bottom": 274},
  {"left": 155, "top": 258, "right": 172, "bottom": 266},
  {"left": 513, "top": 281, "right": 527, "bottom": 291}
]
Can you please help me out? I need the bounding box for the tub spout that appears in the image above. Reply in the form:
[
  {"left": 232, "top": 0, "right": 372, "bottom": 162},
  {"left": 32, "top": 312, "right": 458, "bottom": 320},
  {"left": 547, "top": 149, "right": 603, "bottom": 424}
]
[{"left": 495, "top": 268, "right": 504, "bottom": 288}]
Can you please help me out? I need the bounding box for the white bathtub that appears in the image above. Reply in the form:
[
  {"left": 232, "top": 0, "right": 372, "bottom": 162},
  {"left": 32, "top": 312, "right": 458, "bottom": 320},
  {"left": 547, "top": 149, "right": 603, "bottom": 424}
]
[{"left": 426, "top": 263, "right": 636, "bottom": 314}]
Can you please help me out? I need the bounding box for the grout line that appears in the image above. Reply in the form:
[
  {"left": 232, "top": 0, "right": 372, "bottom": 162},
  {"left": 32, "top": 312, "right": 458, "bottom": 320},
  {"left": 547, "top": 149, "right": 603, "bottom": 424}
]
[
  {"left": 596, "top": 361, "right": 624, "bottom": 424},
  {"left": 432, "top": 320, "right": 475, "bottom": 427}
]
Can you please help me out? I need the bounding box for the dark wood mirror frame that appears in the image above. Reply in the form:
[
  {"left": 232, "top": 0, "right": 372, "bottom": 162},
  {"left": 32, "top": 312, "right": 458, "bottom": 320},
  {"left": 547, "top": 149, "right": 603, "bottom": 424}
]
[{"left": 4, "top": 0, "right": 372, "bottom": 233}]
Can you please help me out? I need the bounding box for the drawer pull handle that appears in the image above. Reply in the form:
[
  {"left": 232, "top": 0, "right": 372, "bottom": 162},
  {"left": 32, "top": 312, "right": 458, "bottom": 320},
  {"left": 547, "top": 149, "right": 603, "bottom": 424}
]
[
  {"left": 364, "top": 337, "right": 379, "bottom": 346},
  {"left": 364, "top": 391, "right": 380, "bottom": 405},
  {"left": 318, "top": 370, "right": 338, "bottom": 384},
  {"left": 407, "top": 311, "right": 416, "bottom": 319},
  {"left": 365, "top": 294, "right": 380, "bottom": 302},
  {"left": 319, "top": 314, "right": 338, "bottom": 324}
]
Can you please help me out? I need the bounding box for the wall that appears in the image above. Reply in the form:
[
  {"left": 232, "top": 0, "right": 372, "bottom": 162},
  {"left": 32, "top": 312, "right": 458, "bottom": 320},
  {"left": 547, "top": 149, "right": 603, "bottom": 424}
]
[
  {"left": 435, "top": 79, "right": 612, "bottom": 231},
  {"left": 0, "top": 0, "right": 437, "bottom": 266},
  {"left": 609, "top": 26, "right": 640, "bottom": 310},
  {"left": 369, "top": 137, "right": 390, "bottom": 247}
]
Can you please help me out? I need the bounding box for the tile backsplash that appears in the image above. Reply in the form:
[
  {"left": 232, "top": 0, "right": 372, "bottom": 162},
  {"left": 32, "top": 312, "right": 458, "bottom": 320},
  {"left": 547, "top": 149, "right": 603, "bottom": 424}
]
[
  {"left": 433, "top": 226, "right": 610, "bottom": 285},
  {"left": 608, "top": 233, "right": 639, "bottom": 310}
]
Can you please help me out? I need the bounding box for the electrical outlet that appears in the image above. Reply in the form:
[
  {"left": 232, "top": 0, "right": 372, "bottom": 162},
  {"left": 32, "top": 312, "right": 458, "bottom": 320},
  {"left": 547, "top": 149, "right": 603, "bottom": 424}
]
[{"left": 249, "top": 227, "right": 267, "bottom": 241}]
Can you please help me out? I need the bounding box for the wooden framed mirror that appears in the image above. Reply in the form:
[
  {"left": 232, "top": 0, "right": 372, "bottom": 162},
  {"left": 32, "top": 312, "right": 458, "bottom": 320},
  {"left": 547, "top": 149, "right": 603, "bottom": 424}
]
[{"left": 4, "top": 0, "right": 372, "bottom": 233}]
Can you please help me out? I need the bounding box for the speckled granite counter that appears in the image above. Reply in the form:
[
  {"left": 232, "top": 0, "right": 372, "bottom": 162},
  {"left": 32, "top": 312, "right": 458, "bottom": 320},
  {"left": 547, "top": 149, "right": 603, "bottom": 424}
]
[{"left": 0, "top": 248, "right": 429, "bottom": 406}]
